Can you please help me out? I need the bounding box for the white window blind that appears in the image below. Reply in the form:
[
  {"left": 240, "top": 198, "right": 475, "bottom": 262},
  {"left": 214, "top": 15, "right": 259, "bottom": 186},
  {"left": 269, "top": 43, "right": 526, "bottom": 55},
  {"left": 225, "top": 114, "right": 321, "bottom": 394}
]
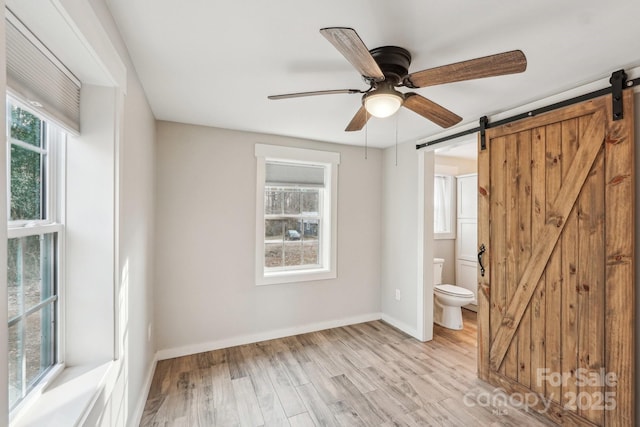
[
  {"left": 434, "top": 174, "right": 453, "bottom": 235},
  {"left": 265, "top": 162, "right": 325, "bottom": 187},
  {"left": 6, "top": 12, "right": 81, "bottom": 134}
]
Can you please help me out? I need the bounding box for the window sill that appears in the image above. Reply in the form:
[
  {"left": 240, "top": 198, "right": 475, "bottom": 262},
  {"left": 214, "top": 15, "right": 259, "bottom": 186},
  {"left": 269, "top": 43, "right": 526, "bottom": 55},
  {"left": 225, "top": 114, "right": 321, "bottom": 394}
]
[
  {"left": 257, "top": 268, "right": 336, "bottom": 286},
  {"left": 11, "top": 361, "right": 113, "bottom": 427},
  {"left": 434, "top": 233, "right": 456, "bottom": 240}
]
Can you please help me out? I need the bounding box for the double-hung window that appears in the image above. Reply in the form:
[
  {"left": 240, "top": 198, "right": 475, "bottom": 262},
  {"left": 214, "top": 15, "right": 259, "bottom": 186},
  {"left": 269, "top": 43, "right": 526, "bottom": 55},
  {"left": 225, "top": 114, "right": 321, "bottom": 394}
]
[
  {"left": 7, "top": 100, "right": 65, "bottom": 412},
  {"left": 5, "top": 10, "right": 77, "bottom": 417},
  {"left": 255, "top": 144, "right": 339, "bottom": 285}
]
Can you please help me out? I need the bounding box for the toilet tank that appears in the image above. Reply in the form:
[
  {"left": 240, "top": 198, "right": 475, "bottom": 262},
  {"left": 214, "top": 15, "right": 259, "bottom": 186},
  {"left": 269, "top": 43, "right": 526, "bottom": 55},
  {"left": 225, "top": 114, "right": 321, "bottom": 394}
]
[{"left": 433, "top": 258, "right": 445, "bottom": 285}]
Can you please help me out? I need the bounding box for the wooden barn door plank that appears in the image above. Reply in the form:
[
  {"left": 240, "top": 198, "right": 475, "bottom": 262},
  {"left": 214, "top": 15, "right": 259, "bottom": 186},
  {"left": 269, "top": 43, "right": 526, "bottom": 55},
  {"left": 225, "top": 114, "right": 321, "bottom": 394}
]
[
  {"left": 544, "top": 122, "right": 563, "bottom": 404},
  {"left": 477, "top": 133, "right": 491, "bottom": 381},
  {"left": 489, "top": 136, "right": 507, "bottom": 374},
  {"left": 578, "top": 119, "right": 606, "bottom": 426},
  {"left": 516, "top": 129, "right": 532, "bottom": 389},
  {"left": 604, "top": 89, "right": 635, "bottom": 427},
  {"left": 504, "top": 133, "right": 519, "bottom": 380},
  {"left": 529, "top": 125, "right": 547, "bottom": 396},
  {"left": 559, "top": 118, "right": 579, "bottom": 409}
]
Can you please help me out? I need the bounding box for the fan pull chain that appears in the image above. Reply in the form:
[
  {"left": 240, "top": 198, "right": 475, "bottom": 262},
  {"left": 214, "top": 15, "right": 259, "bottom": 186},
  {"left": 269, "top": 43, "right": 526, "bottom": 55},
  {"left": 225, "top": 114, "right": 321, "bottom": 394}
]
[
  {"left": 395, "top": 113, "right": 399, "bottom": 166},
  {"left": 364, "top": 109, "right": 368, "bottom": 160}
]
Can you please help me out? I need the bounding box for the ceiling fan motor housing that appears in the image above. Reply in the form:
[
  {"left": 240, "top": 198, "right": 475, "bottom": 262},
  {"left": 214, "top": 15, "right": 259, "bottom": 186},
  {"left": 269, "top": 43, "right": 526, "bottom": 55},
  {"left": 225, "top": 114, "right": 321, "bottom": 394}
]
[{"left": 369, "top": 46, "right": 412, "bottom": 85}]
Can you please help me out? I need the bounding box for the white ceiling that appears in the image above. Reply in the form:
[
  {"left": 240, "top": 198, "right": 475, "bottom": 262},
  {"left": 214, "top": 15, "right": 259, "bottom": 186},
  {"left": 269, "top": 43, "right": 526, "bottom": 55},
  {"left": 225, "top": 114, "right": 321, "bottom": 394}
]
[
  {"left": 435, "top": 140, "right": 478, "bottom": 161},
  {"left": 106, "top": 0, "right": 640, "bottom": 148}
]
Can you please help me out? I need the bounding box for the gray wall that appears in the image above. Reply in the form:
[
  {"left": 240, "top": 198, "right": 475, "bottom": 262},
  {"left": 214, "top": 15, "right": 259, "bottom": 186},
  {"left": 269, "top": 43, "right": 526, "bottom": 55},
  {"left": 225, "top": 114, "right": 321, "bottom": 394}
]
[
  {"left": 154, "top": 122, "right": 383, "bottom": 356},
  {"left": 381, "top": 142, "right": 420, "bottom": 334}
]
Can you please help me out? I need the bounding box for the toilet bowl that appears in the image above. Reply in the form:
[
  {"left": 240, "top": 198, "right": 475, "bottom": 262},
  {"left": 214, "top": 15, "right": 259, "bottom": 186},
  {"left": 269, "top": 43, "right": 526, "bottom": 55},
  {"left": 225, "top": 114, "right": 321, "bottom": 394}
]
[{"left": 433, "top": 258, "right": 474, "bottom": 330}]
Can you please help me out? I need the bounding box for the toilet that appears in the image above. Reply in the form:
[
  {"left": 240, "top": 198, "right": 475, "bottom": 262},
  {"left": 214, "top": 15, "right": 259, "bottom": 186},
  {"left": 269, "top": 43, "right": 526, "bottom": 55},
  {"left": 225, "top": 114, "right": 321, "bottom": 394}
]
[{"left": 433, "top": 258, "right": 474, "bottom": 330}]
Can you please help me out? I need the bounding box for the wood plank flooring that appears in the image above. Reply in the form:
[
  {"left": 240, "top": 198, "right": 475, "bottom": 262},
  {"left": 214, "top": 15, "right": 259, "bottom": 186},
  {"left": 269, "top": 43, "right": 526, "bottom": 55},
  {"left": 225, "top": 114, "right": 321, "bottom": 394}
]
[{"left": 140, "top": 310, "right": 556, "bottom": 426}]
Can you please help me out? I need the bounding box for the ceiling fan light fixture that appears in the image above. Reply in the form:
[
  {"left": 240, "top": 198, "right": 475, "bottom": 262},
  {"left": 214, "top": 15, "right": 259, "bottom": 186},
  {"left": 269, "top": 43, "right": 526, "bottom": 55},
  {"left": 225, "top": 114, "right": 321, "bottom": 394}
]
[{"left": 363, "top": 86, "right": 403, "bottom": 118}]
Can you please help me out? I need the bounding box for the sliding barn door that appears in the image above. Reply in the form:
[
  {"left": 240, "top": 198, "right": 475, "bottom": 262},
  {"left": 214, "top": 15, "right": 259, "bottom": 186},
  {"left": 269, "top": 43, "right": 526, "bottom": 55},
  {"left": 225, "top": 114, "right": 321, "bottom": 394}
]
[{"left": 477, "top": 92, "right": 634, "bottom": 426}]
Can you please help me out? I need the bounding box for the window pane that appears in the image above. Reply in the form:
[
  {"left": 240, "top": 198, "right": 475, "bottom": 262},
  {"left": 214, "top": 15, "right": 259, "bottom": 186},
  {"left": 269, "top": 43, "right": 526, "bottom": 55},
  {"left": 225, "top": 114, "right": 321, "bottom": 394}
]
[
  {"left": 283, "top": 190, "right": 301, "bottom": 215},
  {"left": 303, "top": 240, "right": 319, "bottom": 265},
  {"left": 301, "top": 190, "right": 319, "bottom": 215},
  {"left": 265, "top": 243, "right": 283, "bottom": 268},
  {"left": 265, "top": 219, "right": 284, "bottom": 268},
  {"left": 265, "top": 189, "right": 282, "bottom": 215},
  {"left": 8, "top": 235, "right": 54, "bottom": 317},
  {"left": 284, "top": 240, "right": 303, "bottom": 266},
  {"left": 303, "top": 220, "right": 319, "bottom": 265},
  {"left": 265, "top": 219, "right": 285, "bottom": 240},
  {"left": 25, "top": 304, "right": 54, "bottom": 388},
  {"left": 7, "top": 238, "right": 20, "bottom": 320},
  {"left": 302, "top": 219, "right": 319, "bottom": 239},
  {"left": 10, "top": 144, "right": 43, "bottom": 221},
  {"left": 40, "top": 234, "right": 54, "bottom": 302},
  {"left": 8, "top": 320, "right": 23, "bottom": 410},
  {"left": 10, "top": 106, "right": 42, "bottom": 147}
]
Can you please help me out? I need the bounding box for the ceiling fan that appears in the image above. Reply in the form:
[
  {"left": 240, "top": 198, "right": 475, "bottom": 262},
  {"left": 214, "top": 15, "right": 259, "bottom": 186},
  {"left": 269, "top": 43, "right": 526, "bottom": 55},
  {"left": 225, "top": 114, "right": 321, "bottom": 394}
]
[{"left": 268, "top": 27, "right": 527, "bottom": 131}]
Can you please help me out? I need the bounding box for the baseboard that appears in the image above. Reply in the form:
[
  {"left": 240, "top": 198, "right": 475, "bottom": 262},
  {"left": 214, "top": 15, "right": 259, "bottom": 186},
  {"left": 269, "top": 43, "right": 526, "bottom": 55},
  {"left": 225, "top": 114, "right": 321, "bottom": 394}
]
[
  {"left": 156, "top": 312, "right": 382, "bottom": 360},
  {"left": 129, "top": 353, "right": 158, "bottom": 427},
  {"left": 463, "top": 303, "right": 478, "bottom": 313},
  {"left": 380, "top": 313, "right": 420, "bottom": 339}
]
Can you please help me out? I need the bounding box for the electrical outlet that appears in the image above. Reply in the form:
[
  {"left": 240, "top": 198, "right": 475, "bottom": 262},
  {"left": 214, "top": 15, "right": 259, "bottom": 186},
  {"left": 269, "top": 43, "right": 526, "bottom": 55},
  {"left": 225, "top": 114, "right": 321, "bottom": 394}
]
[
  {"left": 395, "top": 289, "right": 401, "bottom": 301},
  {"left": 147, "top": 323, "right": 152, "bottom": 341}
]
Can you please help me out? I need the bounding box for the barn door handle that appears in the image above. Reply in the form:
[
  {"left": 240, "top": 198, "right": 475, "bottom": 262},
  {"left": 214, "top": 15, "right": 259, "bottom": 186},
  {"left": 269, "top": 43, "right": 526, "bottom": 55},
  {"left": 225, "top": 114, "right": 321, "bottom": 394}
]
[{"left": 478, "top": 244, "right": 486, "bottom": 277}]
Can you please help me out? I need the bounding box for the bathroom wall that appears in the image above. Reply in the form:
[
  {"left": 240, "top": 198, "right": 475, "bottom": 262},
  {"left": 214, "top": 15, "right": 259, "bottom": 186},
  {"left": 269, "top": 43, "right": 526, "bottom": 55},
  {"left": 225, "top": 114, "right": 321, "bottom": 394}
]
[
  {"left": 433, "top": 240, "right": 455, "bottom": 284},
  {"left": 435, "top": 155, "right": 477, "bottom": 176},
  {"left": 433, "top": 152, "right": 477, "bottom": 284}
]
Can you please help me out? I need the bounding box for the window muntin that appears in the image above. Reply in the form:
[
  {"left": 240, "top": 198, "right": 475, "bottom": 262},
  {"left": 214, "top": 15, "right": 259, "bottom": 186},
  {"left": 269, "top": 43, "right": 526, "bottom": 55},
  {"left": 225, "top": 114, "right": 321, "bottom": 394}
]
[{"left": 7, "top": 100, "right": 63, "bottom": 412}]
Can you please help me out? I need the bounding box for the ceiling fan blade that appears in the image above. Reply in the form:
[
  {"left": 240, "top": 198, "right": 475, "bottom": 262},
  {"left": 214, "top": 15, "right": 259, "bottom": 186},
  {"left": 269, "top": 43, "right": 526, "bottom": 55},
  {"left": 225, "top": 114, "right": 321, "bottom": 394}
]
[
  {"left": 268, "top": 89, "right": 363, "bottom": 100},
  {"left": 403, "top": 93, "right": 462, "bottom": 128},
  {"left": 345, "top": 105, "right": 370, "bottom": 132},
  {"left": 406, "top": 50, "right": 527, "bottom": 88},
  {"left": 320, "top": 27, "right": 385, "bottom": 81}
]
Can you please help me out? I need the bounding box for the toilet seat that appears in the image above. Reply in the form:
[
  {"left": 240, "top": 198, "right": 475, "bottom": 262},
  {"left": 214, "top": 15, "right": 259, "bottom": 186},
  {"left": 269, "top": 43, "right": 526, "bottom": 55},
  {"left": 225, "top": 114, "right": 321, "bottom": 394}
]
[{"left": 434, "top": 284, "right": 474, "bottom": 298}]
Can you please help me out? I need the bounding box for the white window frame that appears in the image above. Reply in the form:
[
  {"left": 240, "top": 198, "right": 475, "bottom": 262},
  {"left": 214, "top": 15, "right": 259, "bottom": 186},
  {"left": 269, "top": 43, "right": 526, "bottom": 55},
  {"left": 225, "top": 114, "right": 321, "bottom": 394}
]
[
  {"left": 6, "top": 97, "right": 66, "bottom": 416},
  {"left": 255, "top": 144, "right": 339, "bottom": 286},
  {"left": 434, "top": 174, "right": 456, "bottom": 240}
]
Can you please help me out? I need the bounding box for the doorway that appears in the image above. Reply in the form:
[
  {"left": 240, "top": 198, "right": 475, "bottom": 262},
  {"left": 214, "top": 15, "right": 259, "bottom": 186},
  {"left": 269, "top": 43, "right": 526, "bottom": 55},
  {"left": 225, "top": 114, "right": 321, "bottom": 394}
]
[{"left": 433, "top": 141, "right": 478, "bottom": 312}]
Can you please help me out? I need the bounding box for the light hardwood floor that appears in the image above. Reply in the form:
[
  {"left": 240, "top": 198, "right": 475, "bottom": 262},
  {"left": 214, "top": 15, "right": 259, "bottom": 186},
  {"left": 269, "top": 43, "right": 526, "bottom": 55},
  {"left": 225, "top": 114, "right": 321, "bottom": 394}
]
[{"left": 140, "top": 310, "right": 555, "bottom": 426}]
